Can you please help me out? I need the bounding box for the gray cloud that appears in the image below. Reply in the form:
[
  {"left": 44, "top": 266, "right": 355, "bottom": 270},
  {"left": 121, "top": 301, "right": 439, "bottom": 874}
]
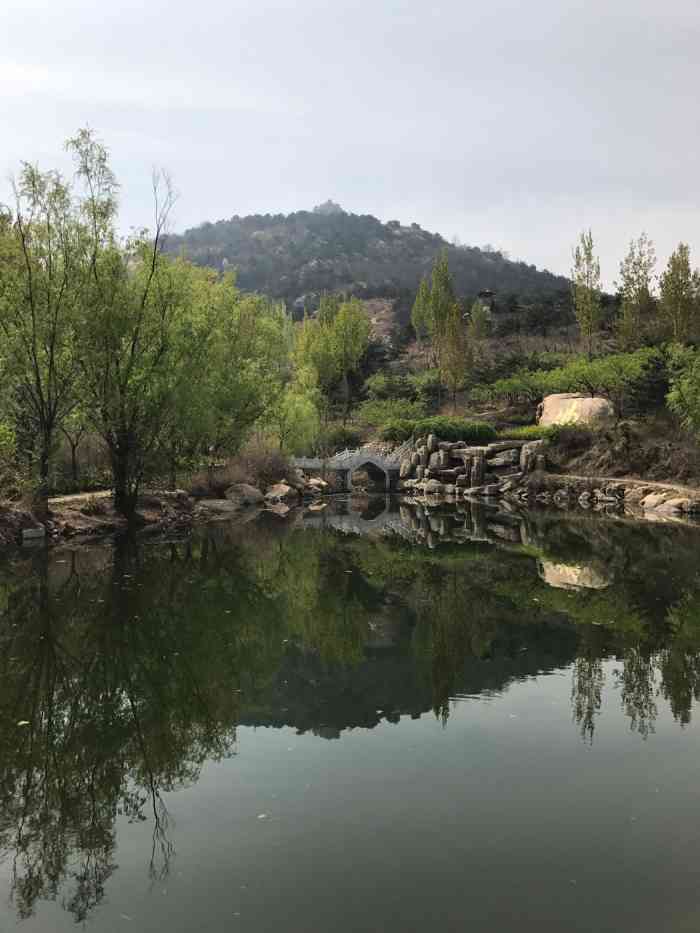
[{"left": 2, "top": 0, "right": 699, "bottom": 285}]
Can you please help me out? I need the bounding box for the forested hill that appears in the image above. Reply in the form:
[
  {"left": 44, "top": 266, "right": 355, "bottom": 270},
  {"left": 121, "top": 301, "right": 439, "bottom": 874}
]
[{"left": 165, "top": 202, "right": 569, "bottom": 310}]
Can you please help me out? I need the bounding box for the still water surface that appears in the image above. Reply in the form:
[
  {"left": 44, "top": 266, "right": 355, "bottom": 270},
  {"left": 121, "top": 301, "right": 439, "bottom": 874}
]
[{"left": 2, "top": 498, "right": 700, "bottom": 932}]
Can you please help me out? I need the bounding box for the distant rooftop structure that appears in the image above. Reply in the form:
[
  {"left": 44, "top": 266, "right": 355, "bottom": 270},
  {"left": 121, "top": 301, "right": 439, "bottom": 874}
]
[{"left": 313, "top": 199, "right": 346, "bottom": 216}]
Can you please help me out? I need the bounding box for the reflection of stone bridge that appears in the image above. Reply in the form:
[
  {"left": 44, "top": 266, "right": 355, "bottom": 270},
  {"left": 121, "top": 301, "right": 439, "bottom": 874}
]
[{"left": 292, "top": 446, "right": 405, "bottom": 492}]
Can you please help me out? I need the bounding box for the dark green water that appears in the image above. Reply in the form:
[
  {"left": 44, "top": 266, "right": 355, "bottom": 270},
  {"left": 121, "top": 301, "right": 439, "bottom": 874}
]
[{"left": 2, "top": 498, "right": 700, "bottom": 932}]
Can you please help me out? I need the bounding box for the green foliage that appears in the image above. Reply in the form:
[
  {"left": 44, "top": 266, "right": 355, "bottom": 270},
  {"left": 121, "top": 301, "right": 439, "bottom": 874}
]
[
  {"left": 411, "top": 276, "right": 431, "bottom": 342},
  {"left": 380, "top": 417, "right": 497, "bottom": 444},
  {"left": 489, "top": 349, "right": 665, "bottom": 418},
  {"left": 615, "top": 233, "right": 656, "bottom": 349},
  {"left": 406, "top": 369, "right": 443, "bottom": 406},
  {"left": 467, "top": 299, "right": 491, "bottom": 340},
  {"left": 438, "top": 301, "right": 470, "bottom": 410},
  {"left": 667, "top": 345, "right": 700, "bottom": 435},
  {"left": 572, "top": 230, "right": 602, "bottom": 357},
  {"left": 315, "top": 424, "right": 363, "bottom": 454},
  {"left": 355, "top": 398, "right": 428, "bottom": 426},
  {"left": 659, "top": 243, "right": 700, "bottom": 343},
  {"left": 497, "top": 424, "right": 557, "bottom": 441}
]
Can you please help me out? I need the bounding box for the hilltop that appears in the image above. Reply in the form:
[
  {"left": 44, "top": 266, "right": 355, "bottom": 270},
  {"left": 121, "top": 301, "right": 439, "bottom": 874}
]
[{"left": 165, "top": 202, "right": 570, "bottom": 313}]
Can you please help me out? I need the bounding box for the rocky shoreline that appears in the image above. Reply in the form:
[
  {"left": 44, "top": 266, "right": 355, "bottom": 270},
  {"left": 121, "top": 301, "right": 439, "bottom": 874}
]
[{"left": 395, "top": 432, "right": 700, "bottom": 521}]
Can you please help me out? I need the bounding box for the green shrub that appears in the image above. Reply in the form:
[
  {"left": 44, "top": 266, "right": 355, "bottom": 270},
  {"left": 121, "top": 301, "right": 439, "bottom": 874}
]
[
  {"left": 497, "top": 424, "right": 556, "bottom": 441},
  {"left": 380, "top": 417, "right": 497, "bottom": 444},
  {"left": 316, "top": 425, "right": 363, "bottom": 453},
  {"left": 405, "top": 369, "right": 443, "bottom": 406},
  {"left": 363, "top": 372, "right": 414, "bottom": 401},
  {"left": 355, "top": 397, "right": 427, "bottom": 426},
  {"left": 498, "top": 422, "right": 593, "bottom": 446}
]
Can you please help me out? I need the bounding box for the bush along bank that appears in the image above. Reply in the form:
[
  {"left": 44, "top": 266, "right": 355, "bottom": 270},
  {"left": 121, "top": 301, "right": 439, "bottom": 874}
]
[{"left": 397, "top": 432, "right": 700, "bottom": 521}]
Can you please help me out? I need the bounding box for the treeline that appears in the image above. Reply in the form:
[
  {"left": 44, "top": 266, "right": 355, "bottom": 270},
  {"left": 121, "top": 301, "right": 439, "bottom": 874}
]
[
  {"left": 0, "top": 132, "right": 373, "bottom": 516},
  {"left": 397, "top": 233, "right": 700, "bottom": 441}
]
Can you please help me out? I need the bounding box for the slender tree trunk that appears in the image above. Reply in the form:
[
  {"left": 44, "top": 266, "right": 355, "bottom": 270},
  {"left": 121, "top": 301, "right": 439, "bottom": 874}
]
[{"left": 70, "top": 444, "right": 79, "bottom": 488}]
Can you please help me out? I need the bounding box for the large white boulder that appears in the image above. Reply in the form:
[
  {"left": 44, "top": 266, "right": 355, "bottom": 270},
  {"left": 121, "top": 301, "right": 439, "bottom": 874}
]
[{"left": 537, "top": 393, "right": 614, "bottom": 427}]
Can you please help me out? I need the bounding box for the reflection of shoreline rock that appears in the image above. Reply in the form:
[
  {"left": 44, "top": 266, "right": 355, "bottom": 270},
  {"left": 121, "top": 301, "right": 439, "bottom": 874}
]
[{"left": 538, "top": 559, "right": 610, "bottom": 591}]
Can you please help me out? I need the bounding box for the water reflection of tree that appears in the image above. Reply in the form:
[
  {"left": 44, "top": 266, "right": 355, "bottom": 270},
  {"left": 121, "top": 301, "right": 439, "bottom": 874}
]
[{"left": 2, "top": 515, "right": 700, "bottom": 920}]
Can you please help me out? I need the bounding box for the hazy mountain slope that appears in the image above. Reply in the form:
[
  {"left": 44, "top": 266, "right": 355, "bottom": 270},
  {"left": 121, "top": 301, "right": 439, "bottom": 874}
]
[{"left": 166, "top": 203, "right": 569, "bottom": 310}]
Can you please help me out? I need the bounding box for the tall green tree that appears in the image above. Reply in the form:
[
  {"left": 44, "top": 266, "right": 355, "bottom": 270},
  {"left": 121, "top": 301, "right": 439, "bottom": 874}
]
[
  {"left": 0, "top": 165, "right": 86, "bottom": 509},
  {"left": 572, "top": 230, "right": 602, "bottom": 359},
  {"left": 411, "top": 276, "right": 431, "bottom": 344},
  {"left": 467, "top": 299, "right": 491, "bottom": 341},
  {"left": 329, "top": 298, "right": 372, "bottom": 420},
  {"left": 429, "top": 249, "right": 456, "bottom": 349},
  {"left": 438, "top": 301, "right": 469, "bottom": 413},
  {"left": 615, "top": 232, "right": 656, "bottom": 348},
  {"left": 659, "top": 243, "right": 699, "bottom": 343}
]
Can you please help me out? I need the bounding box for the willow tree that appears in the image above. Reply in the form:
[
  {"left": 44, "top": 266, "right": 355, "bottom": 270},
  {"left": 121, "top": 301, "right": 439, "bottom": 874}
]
[
  {"left": 572, "top": 230, "right": 602, "bottom": 359},
  {"left": 0, "top": 166, "right": 86, "bottom": 509}
]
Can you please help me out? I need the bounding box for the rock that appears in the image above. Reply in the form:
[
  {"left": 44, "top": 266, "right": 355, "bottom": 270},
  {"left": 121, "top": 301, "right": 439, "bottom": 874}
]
[
  {"left": 400, "top": 459, "right": 413, "bottom": 479},
  {"left": 654, "top": 497, "right": 692, "bottom": 513},
  {"left": 455, "top": 474, "right": 469, "bottom": 487},
  {"left": 444, "top": 484, "right": 456, "bottom": 496},
  {"left": 537, "top": 393, "right": 615, "bottom": 427},
  {"left": 415, "top": 466, "right": 425, "bottom": 481},
  {"left": 424, "top": 479, "right": 444, "bottom": 494},
  {"left": 307, "top": 476, "right": 328, "bottom": 489},
  {"left": 417, "top": 446, "right": 429, "bottom": 467},
  {"left": 428, "top": 452, "right": 440, "bottom": 469},
  {"left": 411, "top": 452, "right": 420, "bottom": 468},
  {"left": 264, "top": 483, "right": 298, "bottom": 503},
  {"left": 487, "top": 449, "right": 520, "bottom": 467},
  {"left": 481, "top": 484, "right": 503, "bottom": 497},
  {"left": 520, "top": 440, "right": 546, "bottom": 473},
  {"left": 426, "top": 434, "right": 438, "bottom": 453},
  {"left": 307, "top": 501, "right": 327, "bottom": 511},
  {"left": 198, "top": 499, "right": 243, "bottom": 514},
  {"left": 641, "top": 492, "right": 671, "bottom": 510},
  {"left": 470, "top": 453, "right": 485, "bottom": 488},
  {"left": 22, "top": 526, "right": 46, "bottom": 543},
  {"left": 267, "top": 502, "right": 291, "bottom": 517},
  {"left": 438, "top": 449, "right": 450, "bottom": 468},
  {"left": 486, "top": 441, "right": 528, "bottom": 453},
  {"left": 225, "top": 483, "right": 264, "bottom": 505},
  {"left": 538, "top": 559, "right": 610, "bottom": 590}
]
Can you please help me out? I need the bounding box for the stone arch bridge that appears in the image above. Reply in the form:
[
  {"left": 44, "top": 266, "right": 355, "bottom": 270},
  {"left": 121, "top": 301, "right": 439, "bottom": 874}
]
[{"left": 292, "top": 446, "right": 406, "bottom": 492}]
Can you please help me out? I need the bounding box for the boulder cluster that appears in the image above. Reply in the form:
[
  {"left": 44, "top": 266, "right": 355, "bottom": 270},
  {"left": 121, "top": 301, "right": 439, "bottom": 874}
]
[{"left": 398, "top": 434, "right": 546, "bottom": 499}]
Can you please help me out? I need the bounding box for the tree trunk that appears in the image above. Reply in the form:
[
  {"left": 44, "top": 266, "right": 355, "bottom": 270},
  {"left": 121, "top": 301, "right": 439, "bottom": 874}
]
[
  {"left": 70, "top": 443, "right": 79, "bottom": 488},
  {"left": 341, "top": 370, "right": 350, "bottom": 425},
  {"left": 110, "top": 440, "right": 138, "bottom": 519}
]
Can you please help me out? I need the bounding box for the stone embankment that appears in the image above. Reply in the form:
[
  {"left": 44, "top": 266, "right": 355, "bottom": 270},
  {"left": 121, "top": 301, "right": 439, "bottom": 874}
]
[{"left": 397, "top": 433, "right": 700, "bottom": 521}]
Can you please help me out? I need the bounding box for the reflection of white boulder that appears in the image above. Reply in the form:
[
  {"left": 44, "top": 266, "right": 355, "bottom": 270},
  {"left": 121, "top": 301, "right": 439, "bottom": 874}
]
[
  {"left": 537, "top": 393, "right": 614, "bottom": 426},
  {"left": 538, "top": 559, "right": 610, "bottom": 590}
]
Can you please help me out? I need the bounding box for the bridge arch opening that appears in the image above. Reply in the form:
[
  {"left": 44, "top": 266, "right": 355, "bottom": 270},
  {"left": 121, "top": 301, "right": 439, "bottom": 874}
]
[{"left": 350, "top": 461, "right": 388, "bottom": 492}]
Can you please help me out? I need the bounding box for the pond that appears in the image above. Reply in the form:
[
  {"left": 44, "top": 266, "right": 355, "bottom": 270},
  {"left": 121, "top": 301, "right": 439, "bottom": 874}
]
[{"left": 1, "top": 497, "right": 700, "bottom": 932}]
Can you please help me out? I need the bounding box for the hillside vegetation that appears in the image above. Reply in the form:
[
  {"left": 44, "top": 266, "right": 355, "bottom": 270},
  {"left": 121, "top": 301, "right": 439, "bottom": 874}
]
[{"left": 165, "top": 202, "right": 570, "bottom": 312}]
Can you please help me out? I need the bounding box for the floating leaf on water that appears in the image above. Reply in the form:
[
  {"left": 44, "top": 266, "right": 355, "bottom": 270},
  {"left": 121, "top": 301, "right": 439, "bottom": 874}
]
[
  {"left": 17, "top": 720, "right": 30, "bottom": 727},
  {"left": 257, "top": 813, "right": 269, "bottom": 820}
]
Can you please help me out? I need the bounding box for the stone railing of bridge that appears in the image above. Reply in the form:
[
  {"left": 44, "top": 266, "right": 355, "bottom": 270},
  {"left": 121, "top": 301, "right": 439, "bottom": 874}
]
[{"left": 292, "top": 442, "right": 411, "bottom": 492}]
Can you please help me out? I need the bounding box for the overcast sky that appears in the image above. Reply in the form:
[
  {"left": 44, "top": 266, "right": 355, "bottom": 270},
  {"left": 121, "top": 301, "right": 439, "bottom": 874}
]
[{"left": 2, "top": 0, "right": 698, "bottom": 285}]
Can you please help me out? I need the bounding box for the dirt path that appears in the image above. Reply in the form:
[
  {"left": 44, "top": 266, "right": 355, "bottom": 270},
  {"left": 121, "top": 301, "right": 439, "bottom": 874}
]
[{"left": 49, "top": 490, "right": 112, "bottom": 507}]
